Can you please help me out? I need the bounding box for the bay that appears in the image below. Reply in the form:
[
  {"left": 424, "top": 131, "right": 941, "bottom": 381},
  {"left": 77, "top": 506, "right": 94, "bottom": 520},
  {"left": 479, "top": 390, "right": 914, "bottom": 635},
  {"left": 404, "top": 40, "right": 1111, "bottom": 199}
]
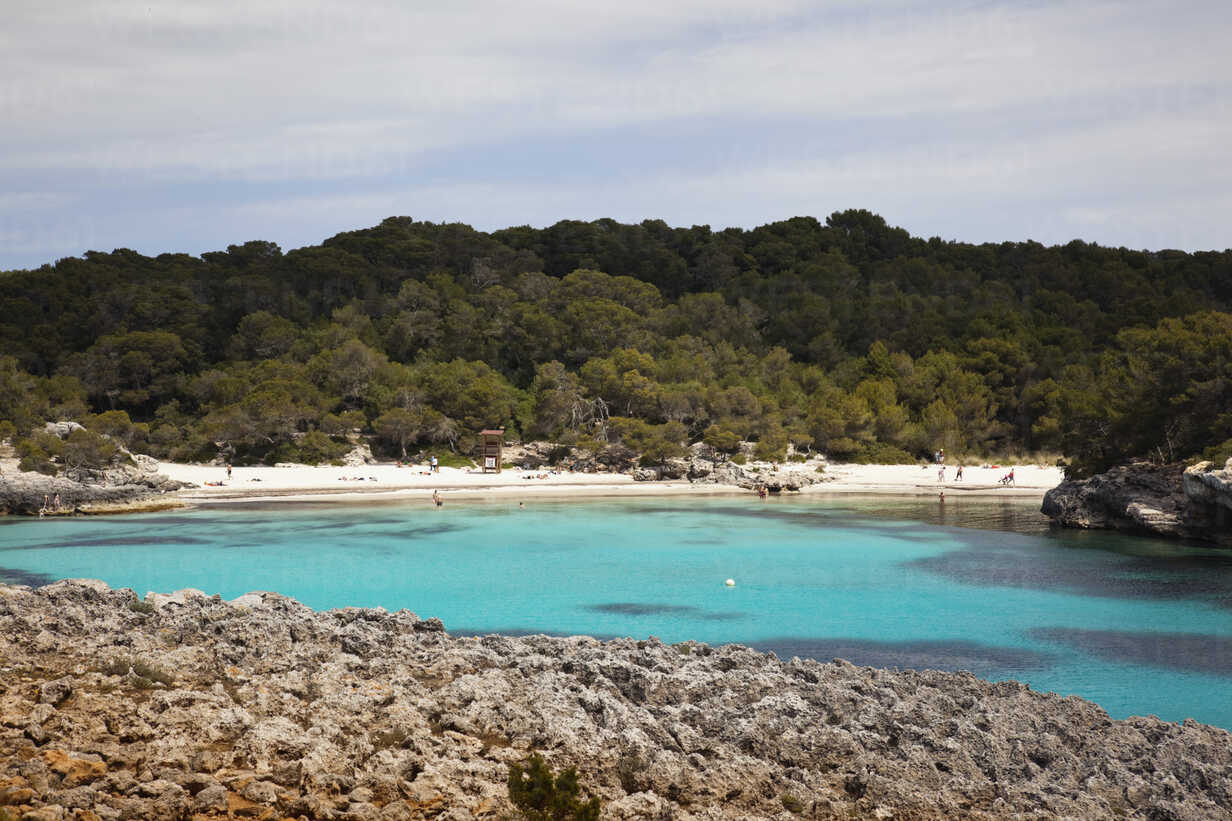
[{"left": 2, "top": 495, "right": 1230, "bottom": 728}]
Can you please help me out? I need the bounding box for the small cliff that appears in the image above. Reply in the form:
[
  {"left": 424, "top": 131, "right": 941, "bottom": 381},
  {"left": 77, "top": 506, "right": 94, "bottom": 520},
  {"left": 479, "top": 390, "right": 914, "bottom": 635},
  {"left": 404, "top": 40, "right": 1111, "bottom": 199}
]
[
  {"left": 0, "top": 455, "right": 189, "bottom": 516},
  {"left": 1042, "top": 459, "right": 1232, "bottom": 546},
  {"left": 2, "top": 580, "right": 1230, "bottom": 820}
]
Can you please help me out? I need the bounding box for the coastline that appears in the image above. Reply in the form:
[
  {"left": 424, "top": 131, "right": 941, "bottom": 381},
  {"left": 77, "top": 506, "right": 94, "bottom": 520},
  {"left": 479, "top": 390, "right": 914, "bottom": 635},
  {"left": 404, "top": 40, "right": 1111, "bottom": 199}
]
[
  {"left": 2, "top": 579, "right": 1228, "bottom": 820},
  {"left": 157, "top": 460, "right": 1062, "bottom": 507}
]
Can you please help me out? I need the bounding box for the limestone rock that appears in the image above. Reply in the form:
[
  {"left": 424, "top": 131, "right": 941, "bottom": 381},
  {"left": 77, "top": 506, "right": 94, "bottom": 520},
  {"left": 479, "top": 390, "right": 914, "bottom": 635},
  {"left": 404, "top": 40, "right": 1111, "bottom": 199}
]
[
  {"left": 43, "top": 421, "right": 85, "bottom": 438},
  {"left": 344, "top": 444, "right": 377, "bottom": 466},
  {"left": 37, "top": 678, "right": 72, "bottom": 706},
  {"left": 1043, "top": 460, "right": 1232, "bottom": 545},
  {"left": 2, "top": 579, "right": 1230, "bottom": 820}
]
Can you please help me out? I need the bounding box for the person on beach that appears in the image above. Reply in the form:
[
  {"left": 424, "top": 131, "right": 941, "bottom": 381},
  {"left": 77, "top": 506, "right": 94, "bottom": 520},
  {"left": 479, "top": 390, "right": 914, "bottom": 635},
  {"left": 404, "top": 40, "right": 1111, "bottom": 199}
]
[
  {"left": 432, "top": 489, "right": 442, "bottom": 507},
  {"left": 53, "top": 493, "right": 60, "bottom": 511},
  {"left": 226, "top": 463, "right": 232, "bottom": 479},
  {"left": 431, "top": 454, "right": 438, "bottom": 473},
  {"left": 955, "top": 464, "right": 963, "bottom": 481},
  {"left": 937, "top": 466, "right": 945, "bottom": 482}
]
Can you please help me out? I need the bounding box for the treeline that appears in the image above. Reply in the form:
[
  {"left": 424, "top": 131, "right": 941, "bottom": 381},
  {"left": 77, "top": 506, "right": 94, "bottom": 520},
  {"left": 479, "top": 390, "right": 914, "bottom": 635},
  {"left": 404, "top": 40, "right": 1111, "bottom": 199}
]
[{"left": 1, "top": 211, "right": 1230, "bottom": 476}]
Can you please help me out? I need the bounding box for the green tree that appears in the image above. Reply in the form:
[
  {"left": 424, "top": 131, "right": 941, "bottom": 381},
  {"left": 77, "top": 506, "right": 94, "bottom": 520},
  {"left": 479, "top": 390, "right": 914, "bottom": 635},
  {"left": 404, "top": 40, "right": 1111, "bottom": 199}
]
[
  {"left": 374, "top": 408, "right": 424, "bottom": 458},
  {"left": 61, "top": 428, "right": 120, "bottom": 480}
]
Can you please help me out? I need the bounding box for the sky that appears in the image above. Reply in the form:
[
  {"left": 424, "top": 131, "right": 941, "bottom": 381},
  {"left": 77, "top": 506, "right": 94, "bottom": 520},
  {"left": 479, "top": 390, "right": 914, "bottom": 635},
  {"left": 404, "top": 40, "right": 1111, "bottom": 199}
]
[{"left": 2, "top": 0, "right": 1230, "bottom": 270}]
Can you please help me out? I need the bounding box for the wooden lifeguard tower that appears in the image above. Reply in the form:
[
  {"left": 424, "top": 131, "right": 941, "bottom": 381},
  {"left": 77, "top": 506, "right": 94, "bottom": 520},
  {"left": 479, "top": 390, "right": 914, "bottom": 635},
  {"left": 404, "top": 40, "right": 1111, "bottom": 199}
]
[{"left": 479, "top": 429, "right": 504, "bottom": 473}]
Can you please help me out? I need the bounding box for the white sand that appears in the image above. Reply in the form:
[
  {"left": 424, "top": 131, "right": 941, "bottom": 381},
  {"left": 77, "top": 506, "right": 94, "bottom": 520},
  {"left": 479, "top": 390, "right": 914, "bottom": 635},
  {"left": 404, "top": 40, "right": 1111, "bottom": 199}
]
[
  {"left": 158, "top": 459, "right": 1062, "bottom": 505},
  {"left": 816, "top": 462, "right": 1062, "bottom": 496}
]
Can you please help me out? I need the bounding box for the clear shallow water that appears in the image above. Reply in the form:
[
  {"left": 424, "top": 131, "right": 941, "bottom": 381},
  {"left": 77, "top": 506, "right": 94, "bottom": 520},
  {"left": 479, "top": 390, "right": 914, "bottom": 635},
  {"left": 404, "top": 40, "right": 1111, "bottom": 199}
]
[{"left": 2, "top": 496, "right": 1230, "bottom": 728}]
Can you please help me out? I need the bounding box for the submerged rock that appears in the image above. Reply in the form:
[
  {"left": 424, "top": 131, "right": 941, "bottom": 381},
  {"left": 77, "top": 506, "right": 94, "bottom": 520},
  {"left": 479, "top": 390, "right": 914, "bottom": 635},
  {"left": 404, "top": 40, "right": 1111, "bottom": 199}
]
[
  {"left": 1042, "top": 460, "right": 1232, "bottom": 545},
  {"left": 1, "top": 579, "right": 1229, "bottom": 820}
]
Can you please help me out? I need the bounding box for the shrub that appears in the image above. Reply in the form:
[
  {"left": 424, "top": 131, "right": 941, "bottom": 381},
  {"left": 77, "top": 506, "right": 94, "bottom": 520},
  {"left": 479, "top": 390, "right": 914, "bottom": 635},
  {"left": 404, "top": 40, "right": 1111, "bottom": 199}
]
[
  {"left": 61, "top": 428, "right": 120, "bottom": 478},
  {"left": 296, "top": 430, "right": 349, "bottom": 465},
  {"left": 608, "top": 418, "right": 686, "bottom": 466},
  {"left": 16, "top": 433, "right": 61, "bottom": 475},
  {"left": 781, "top": 793, "right": 804, "bottom": 814},
  {"left": 507, "top": 753, "right": 600, "bottom": 821},
  {"left": 753, "top": 426, "right": 788, "bottom": 462},
  {"left": 852, "top": 441, "right": 915, "bottom": 464},
  {"left": 420, "top": 449, "right": 474, "bottom": 469},
  {"left": 1200, "top": 438, "right": 1232, "bottom": 467}
]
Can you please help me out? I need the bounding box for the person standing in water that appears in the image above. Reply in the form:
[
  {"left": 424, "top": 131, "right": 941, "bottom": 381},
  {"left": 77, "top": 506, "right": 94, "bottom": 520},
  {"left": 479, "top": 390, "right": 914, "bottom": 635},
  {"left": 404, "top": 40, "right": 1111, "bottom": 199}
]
[{"left": 432, "top": 489, "right": 442, "bottom": 507}]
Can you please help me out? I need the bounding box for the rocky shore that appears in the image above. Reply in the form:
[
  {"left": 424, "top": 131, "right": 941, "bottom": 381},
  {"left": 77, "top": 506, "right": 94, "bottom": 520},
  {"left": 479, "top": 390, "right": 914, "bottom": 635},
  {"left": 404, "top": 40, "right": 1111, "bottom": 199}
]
[
  {"left": 2, "top": 581, "right": 1230, "bottom": 820},
  {"left": 0, "top": 456, "right": 188, "bottom": 516},
  {"left": 1042, "top": 459, "right": 1232, "bottom": 546}
]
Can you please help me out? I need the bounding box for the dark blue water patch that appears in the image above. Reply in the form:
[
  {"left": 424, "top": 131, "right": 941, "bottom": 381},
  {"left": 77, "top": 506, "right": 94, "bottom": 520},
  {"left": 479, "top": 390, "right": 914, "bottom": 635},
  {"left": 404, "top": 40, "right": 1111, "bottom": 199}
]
[
  {"left": 905, "top": 532, "right": 1232, "bottom": 609},
  {"left": 585, "top": 602, "right": 746, "bottom": 621},
  {"left": 0, "top": 534, "right": 206, "bottom": 550},
  {"left": 307, "top": 517, "right": 409, "bottom": 531},
  {"left": 0, "top": 566, "right": 56, "bottom": 587},
  {"left": 387, "top": 524, "right": 462, "bottom": 539},
  {"left": 1029, "top": 628, "right": 1232, "bottom": 677},
  {"left": 625, "top": 504, "right": 835, "bottom": 529},
  {"left": 751, "top": 637, "right": 1056, "bottom": 678}
]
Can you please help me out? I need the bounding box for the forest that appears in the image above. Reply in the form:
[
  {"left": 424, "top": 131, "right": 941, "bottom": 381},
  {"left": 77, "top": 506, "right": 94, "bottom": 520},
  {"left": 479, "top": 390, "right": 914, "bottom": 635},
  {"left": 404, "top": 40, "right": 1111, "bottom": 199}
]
[{"left": 1, "top": 210, "right": 1230, "bottom": 478}]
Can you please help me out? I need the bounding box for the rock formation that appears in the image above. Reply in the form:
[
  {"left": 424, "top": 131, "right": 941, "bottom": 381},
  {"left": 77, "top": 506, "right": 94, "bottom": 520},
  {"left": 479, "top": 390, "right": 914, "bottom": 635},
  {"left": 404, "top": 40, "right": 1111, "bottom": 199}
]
[
  {"left": 1042, "top": 459, "right": 1232, "bottom": 546},
  {"left": 2, "top": 580, "right": 1230, "bottom": 820},
  {"left": 0, "top": 463, "right": 188, "bottom": 516}
]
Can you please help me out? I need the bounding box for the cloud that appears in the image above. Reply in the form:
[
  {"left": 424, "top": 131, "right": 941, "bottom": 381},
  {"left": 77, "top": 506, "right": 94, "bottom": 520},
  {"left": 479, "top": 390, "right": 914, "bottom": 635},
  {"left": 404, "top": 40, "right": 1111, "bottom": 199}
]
[{"left": 1, "top": 0, "right": 1230, "bottom": 267}]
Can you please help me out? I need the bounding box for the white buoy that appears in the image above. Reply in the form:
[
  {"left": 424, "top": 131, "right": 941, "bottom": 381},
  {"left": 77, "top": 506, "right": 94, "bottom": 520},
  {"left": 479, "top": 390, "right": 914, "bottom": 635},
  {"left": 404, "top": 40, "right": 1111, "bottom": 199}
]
[{"left": 724, "top": 578, "right": 735, "bottom": 587}]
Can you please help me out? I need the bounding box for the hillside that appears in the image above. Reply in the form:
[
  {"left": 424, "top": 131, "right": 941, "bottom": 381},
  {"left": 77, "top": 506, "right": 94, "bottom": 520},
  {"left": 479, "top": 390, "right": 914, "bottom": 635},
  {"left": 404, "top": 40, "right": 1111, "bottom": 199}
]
[{"left": 2, "top": 212, "right": 1231, "bottom": 476}]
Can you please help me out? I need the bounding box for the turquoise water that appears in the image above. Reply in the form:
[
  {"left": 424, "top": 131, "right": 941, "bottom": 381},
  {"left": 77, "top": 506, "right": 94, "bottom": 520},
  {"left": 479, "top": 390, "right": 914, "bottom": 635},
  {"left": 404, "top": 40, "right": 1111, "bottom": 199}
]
[{"left": 2, "top": 496, "right": 1230, "bottom": 728}]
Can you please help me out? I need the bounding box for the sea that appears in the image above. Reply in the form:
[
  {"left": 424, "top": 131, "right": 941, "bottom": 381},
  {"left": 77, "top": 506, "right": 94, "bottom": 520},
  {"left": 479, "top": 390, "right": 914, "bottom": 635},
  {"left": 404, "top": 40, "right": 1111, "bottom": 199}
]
[{"left": 2, "top": 495, "right": 1230, "bottom": 729}]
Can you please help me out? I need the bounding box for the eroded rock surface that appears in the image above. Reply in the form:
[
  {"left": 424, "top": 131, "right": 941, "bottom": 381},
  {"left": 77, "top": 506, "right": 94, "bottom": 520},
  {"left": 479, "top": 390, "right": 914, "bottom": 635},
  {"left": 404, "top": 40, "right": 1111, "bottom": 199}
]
[
  {"left": 2, "top": 580, "right": 1230, "bottom": 820},
  {"left": 1042, "top": 459, "right": 1232, "bottom": 545}
]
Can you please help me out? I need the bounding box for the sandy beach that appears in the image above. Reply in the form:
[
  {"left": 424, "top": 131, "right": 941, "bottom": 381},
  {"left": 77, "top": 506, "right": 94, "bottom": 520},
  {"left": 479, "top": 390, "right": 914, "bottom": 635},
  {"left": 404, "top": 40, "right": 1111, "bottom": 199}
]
[{"left": 157, "top": 459, "right": 1063, "bottom": 505}]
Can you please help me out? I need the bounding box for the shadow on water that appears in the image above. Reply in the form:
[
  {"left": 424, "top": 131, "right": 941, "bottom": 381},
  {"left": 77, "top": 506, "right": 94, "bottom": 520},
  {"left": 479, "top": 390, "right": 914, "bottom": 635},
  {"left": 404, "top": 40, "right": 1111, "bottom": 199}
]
[
  {"left": 0, "top": 566, "right": 56, "bottom": 587},
  {"left": 585, "top": 602, "right": 746, "bottom": 621},
  {"left": 906, "top": 526, "right": 1232, "bottom": 609},
  {"left": 1029, "top": 628, "right": 1232, "bottom": 676},
  {"left": 750, "top": 636, "right": 1055, "bottom": 677},
  {"left": 1, "top": 535, "right": 206, "bottom": 551}
]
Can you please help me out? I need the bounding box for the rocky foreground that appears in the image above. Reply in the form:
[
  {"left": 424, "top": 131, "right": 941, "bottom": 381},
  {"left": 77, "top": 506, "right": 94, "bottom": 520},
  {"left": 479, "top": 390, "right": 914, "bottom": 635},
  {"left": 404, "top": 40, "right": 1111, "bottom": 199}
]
[
  {"left": 2, "top": 582, "right": 1231, "bottom": 821},
  {"left": 1042, "top": 459, "right": 1232, "bottom": 546}
]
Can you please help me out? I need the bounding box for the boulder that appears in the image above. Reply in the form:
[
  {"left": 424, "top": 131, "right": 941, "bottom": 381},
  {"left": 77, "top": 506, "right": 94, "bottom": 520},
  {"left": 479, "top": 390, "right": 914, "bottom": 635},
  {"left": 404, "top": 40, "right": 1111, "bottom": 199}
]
[{"left": 43, "top": 421, "right": 85, "bottom": 438}]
